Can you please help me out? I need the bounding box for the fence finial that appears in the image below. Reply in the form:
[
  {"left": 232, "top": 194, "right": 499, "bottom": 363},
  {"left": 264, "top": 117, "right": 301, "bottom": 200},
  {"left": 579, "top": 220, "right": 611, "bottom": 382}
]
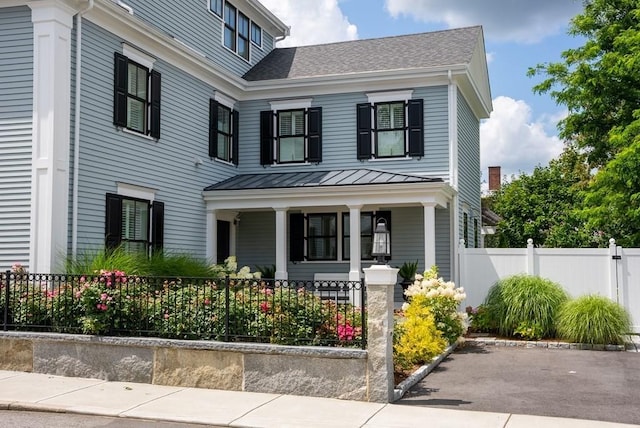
[
  {"left": 527, "top": 238, "right": 533, "bottom": 246},
  {"left": 609, "top": 238, "right": 616, "bottom": 245}
]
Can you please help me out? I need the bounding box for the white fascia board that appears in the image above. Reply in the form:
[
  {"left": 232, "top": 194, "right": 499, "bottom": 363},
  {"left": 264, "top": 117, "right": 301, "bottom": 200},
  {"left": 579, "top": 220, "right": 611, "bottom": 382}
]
[
  {"left": 244, "top": 0, "right": 289, "bottom": 37},
  {"left": 203, "top": 182, "right": 455, "bottom": 211},
  {"left": 3, "top": 1, "right": 28, "bottom": 7},
  {"left": 240, "top": 66, "right": 465, "bottom": 101},
  {"left": 87, "top": 0, "right": 246, "bottom": 99}
]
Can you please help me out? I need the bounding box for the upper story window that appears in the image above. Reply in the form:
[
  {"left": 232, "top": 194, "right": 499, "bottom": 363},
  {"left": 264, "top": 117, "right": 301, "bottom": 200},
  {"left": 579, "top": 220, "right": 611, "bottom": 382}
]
[
  {"left": 215, "top": 1, "right": 255, "bottom": 61},
  {"left": 224, "top": 3, "right": 237, "bottom": 52},
  {"left": 113, "top": 46, "right": 161, "bottom": 139},
  {"left": 209, "top": 97, "right": 239, "bottom": 165},
  {"left": 357, "top": 90, "right": 423, "bottom": 160},
  {"left": 251, "top": 22, "right": 262, "bottom": 47},
  {"left": 210, "top": 0, "right": 223, "bottom": 17},
  {"left": 260, "top": 99, "right": 322, "bottom": 165}
]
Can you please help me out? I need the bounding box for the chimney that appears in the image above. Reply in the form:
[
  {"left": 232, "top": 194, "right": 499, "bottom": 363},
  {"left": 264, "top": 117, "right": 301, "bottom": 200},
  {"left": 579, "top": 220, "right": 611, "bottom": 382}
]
[{"left": 488, "top": 166, "right": 501, "bottom": 191}]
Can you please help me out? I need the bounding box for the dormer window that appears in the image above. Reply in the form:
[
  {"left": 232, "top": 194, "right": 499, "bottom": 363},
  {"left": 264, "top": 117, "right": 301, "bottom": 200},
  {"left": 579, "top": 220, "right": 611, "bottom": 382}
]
[{"left": 214, "top": 1, "right": 254, "bottom": 61}]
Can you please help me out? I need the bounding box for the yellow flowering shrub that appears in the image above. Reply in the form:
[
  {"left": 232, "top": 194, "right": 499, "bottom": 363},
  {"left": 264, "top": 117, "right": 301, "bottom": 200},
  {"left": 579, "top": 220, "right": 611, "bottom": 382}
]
[{"left": 394, "top": 294, "right": 447, "bottom": 371}]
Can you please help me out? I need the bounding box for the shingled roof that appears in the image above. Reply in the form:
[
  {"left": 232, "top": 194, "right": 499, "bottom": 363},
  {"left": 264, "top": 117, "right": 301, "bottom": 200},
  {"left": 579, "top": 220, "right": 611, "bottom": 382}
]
[{"left": 243, "top": 26, "right": 482, "bottom": 81}]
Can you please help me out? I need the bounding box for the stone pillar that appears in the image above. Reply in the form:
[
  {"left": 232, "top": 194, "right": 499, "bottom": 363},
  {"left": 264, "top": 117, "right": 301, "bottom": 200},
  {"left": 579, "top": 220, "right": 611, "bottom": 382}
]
[{"left": 363, "top": 264, "right": 398, "bottom": 403}]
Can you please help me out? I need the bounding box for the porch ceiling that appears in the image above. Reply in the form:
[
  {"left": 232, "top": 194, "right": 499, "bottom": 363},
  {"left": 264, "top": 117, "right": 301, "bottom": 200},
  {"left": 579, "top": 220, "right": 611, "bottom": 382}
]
[{"left": 202, "top": 169, "right": 454, "bottom": 210}]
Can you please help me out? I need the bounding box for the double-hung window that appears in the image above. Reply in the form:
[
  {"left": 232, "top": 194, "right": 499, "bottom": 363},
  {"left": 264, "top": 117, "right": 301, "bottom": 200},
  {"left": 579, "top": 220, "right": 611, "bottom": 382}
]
[
  {"left": 251, "top": 22, "right": 262, "bottom": 47},
  {"left": 220, "top": 2, "right": 251, "bottom": 61},
  {"left": 260, "top": 101, "right": 322, "bottom": 165},
  {"left": 209, "top": 0, "right": 223, "bottom": 16},
  {"left": 223, "top": 3, "right": 236, "bottom": 52},
  {"left": 237, "top": 12, "right": 250, "bottom": 60},
  {"left": 357, "top": 91, "right": 423, "bottom": 160},
  {"left": 289, "top": 211, "right": 391, "bottom": 262},
  {"left": 113, "top": 48, "right": 161, "bottom": 139},
  {"left": 209, "top": 98, "right": 239, "bottom": 164},
  {"left": 105, "top": 193, "right": 164, "bottom": 254}
]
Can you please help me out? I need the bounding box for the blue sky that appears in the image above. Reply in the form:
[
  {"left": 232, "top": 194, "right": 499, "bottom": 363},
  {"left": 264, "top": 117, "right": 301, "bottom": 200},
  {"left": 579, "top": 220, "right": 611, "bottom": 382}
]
[{"left": 257, "top": 0, "right": 585, "bottom": 184}]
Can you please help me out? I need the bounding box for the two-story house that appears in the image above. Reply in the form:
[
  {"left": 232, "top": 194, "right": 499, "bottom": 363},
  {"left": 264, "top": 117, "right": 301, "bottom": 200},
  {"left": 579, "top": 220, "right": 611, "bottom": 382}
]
[{"left": 0, "top": 0, "right": 491, "bottom": 291}]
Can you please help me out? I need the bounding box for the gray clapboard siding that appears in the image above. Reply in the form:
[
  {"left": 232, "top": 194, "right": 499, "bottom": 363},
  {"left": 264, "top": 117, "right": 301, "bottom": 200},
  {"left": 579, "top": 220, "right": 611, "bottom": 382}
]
[
  {"left": 237, "top": 86, "right": 450, "bottom": 178},
  {"left": 117, "top": 0, "right": 274, "bottom": 78},
  {"left": 74, "top": 20, "right": 236, "bottom": 258},
  {"left": 457, "top": 89, "right": 482, "bottom": 247},
  {"left": 0, "top": 6, "right": 32, "bottom": 270}
]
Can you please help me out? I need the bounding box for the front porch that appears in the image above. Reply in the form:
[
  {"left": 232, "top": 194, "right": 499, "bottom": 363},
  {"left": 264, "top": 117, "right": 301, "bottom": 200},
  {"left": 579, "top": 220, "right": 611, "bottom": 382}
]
[{"left": 202, "top": 169, "right": 456, "bottom": 286}]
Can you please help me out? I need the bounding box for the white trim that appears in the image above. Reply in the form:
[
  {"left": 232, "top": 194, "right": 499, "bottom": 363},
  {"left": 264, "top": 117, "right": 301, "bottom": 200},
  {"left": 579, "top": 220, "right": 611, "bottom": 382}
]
[
  {"left": 269, "top": 98, "right": 313, "bottom": 111},
  {"left": 122, "top": 43, "right": 155, "bottom": 69},
  {"left": 117, "top": 182, "right": 156, "bottom": 202},
  {"left": 214, "top": 91, "right": 237, "bottom": 109},
  {"left": 121, "top": 127, "right": 156, "bottom": 141},
  {"left": 366, "top": 90, "right": 413, "bottom": 104}
]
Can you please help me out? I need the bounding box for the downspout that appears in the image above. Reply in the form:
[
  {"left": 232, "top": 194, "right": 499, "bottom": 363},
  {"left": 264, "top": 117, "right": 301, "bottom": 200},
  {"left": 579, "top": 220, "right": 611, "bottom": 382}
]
[
  {"left": 116, "top": 1, "right": 134, "bottom": 15},
  {"left": 71, "top": 0, "right": 94, "bottom": 258}
]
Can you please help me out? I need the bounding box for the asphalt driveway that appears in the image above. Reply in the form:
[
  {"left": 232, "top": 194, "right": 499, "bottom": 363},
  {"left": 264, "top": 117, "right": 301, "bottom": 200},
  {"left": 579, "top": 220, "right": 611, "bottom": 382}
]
[{"left": 398, "top": 342, "right": 640, "bottom": 425}]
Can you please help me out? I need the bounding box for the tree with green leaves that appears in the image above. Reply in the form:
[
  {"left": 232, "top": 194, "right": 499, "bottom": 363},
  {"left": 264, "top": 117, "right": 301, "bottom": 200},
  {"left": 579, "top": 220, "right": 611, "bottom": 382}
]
[
  {"left": 485, "top": 148, "right": 604, "bottom": 248},
  {"left": 528, "top": 0, "right": 640, "bottom": 246}
]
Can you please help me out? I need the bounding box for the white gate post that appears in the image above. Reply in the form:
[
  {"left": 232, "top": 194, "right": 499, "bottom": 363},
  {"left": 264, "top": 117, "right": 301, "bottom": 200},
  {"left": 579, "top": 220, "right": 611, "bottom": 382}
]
[
  {"left": 608, "top": 238, "right": 619, "bottom": 303},
  {"left": 526, "top": 238, "right": 535, "bottom": 275}
]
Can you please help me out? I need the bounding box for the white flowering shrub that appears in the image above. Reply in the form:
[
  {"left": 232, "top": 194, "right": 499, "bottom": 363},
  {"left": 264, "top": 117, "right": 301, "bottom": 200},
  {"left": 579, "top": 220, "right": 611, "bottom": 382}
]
[{"left": 402, "top": 266, "right": 468, "bottom": 344}]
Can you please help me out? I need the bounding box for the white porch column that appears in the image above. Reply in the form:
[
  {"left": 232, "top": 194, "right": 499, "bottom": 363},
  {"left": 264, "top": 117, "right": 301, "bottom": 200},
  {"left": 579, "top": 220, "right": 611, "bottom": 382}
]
[
  {"left": 274, "top": 207, "right": 288, "bottom": 280},
  {"left": 422, "top": 203, "right": 436, "bottom": 269},
  {"left": 28, "top": 2, "right": 76, "bottom": 273},
  {"left": 205, "top": 210, "right": 217, "bottom": 263},
  {"left": 348, "top": 205, "right": 363, "bottom": 281}
]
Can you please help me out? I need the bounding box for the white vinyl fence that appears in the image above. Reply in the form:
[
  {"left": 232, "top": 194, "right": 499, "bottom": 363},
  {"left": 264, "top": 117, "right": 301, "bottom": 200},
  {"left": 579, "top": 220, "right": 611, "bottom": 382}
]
[{"left": 459, "top": 239, "right": 640, "bottom": 333}]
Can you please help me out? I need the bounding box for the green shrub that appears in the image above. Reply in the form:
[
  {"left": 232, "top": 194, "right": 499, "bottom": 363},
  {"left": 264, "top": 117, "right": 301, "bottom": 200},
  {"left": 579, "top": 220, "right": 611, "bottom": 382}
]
[
  {"left": 145, "top": 252, "right": 216, "bottom": 277},
  {"left": 65, "top": 247, "right": 144, "bottom": 275},
  {"left": 484, "top": 274, "right": 568, "bottom": 338},
  {"left": 556, "top": 295, "right": 631, "bottom": 345},
  {"left": 394, "top": 294, "right": 447, "bottom": 371}
]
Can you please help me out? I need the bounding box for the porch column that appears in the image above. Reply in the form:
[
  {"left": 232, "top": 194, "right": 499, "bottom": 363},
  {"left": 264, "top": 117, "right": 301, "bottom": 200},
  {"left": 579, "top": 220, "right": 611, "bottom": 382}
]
[
  {"left": 422, "top": 203, "right": 436, "bottom": 269},
  {"left": 205, "top": 210, "right": 217, "bottom": 264},
  {"left": 348, "top": 205, "right": 363, "bottom": 281},
  {"left": 274, "top": 207, "right": 288, "bottom": 280},
  {"left": 28, "top": 2, "right": 75, "bottom": 272}
]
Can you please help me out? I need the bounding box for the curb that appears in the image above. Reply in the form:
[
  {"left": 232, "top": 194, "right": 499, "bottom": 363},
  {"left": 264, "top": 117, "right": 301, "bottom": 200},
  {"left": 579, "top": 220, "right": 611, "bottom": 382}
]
[
  {"left": 464, "top": 336, "right": 639, "bottom": 352},
  {"left": 392, "top": 342, "right": 457, "bottom": 402}
]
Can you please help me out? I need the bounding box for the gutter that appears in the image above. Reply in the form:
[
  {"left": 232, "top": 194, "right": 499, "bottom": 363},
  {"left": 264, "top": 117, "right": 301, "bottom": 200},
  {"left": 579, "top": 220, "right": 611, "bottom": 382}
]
[{"left": 71, "top": 0, "right": 94, "bottom": 258}]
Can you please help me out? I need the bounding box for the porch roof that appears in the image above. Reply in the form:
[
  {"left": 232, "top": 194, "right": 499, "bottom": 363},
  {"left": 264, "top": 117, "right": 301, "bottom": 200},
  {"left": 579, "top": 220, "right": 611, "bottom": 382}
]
[{"left": 204, "top": 169, "right": 443, "bottom": 191}]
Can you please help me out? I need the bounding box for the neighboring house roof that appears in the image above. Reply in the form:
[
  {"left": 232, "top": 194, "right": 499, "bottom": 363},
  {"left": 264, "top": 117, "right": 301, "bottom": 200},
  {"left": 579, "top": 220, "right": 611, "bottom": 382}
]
[
  {"left": 482, "top": 207, "right": 501, "bottom": 226},
  {"left": 243, "top": 26, "right": 482, "bottom": 81},
  {"left": 204, "top": 169, "right": 443, "bottom": 191}
]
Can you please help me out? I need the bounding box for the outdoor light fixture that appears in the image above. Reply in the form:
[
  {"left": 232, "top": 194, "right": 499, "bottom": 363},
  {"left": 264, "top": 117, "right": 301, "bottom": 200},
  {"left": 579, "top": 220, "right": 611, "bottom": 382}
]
[{"left": 371, "top": 218, "right": 390, "bottom": 264}]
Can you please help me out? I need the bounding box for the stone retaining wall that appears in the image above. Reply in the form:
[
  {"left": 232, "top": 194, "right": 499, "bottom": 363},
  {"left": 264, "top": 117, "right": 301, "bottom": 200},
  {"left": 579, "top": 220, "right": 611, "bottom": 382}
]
[{"left": 0, "top": 332, "right": 368, "bottom": 400}]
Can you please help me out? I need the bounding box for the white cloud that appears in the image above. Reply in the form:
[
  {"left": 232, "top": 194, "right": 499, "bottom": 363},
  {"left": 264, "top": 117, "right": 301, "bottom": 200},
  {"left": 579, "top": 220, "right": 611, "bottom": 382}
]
[
  {"left": 384, "top": 0, "right": 582, "bottom": 43},
  {"left": 480, "top": 96, "right": 565, "bottom": 181},
  {"left": 257, "top": 0, "right": 358, "bottom": 47}
]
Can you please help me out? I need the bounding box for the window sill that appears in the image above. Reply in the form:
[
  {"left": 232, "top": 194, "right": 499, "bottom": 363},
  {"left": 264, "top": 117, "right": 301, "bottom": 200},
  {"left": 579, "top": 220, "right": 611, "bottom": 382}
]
[
  {"left": 268, "top": 162, "right": 311, "bottom": 167},
  {"left": 119, "top": 127, "right": 157, "bottom": 142},
  {"left": 366, "top": 156, "right": 413, "bottom": 162},
  {"left": 214, "top": 158, "right": 236, "bottom": 167}
]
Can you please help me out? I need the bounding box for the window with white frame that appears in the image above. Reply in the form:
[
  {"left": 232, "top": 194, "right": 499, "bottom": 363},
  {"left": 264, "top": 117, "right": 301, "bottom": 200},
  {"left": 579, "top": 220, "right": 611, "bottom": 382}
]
[
  {"left": 113, "top": 47, "right": 161, "bottom": 139},
  {"left": 251, "top": 21, "right": 262, "bottom": 47},
  {"left": 213, "top": 1, "right": 259, "bottom": 61},
  {"left": 260, "top": 100, "right": 322, "bottom": 165}
]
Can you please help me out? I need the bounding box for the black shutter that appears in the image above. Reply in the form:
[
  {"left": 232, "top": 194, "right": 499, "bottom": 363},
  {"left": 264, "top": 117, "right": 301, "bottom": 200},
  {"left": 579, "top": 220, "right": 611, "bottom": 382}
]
[
  {"left": 150, "top": 69, "right": 161, "bottom": 139},
  {"left": 260, "top": 110, "right": 274, "bottom": 165},
  {"left": 209, "top": 99, "right": 218, "bottom": 158},
  {"left": 356, "top": 103, "right": 372, "bottom": 160},
  {"left": 375, "top": 211, "right": 392, "bottom": 261},
  {"left": 151, "top": 201, "right": 164, "bottom": 252},
  {"left": 105, "top": 193, "right": 122, "bottom": 250},
  {"left": 113, "top": 52, "right": 128, "bottom": 128},
  {"left": 407, "top": 99, "right": 424, "bottom": 157},
  {"left": 232, "top": 110, "right": 239, "bottom": 165},
  {"left": 307, "top": 107, "right": 322, "bottom": 163},
  {"left": 289, "top": 213, "right": 304, "bottom": 262}
]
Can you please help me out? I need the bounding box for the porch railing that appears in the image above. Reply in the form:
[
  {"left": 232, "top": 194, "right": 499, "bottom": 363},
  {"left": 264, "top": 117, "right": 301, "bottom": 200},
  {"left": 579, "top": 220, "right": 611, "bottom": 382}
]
[{"left": 1, "top": 270, "right": 366, "bottom": 348}]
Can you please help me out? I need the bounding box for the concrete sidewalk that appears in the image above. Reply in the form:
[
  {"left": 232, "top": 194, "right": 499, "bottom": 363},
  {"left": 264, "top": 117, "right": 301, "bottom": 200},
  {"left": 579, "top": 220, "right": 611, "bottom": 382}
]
[{"left": 0, "top": 370, "right": 638, "bottom": 428}]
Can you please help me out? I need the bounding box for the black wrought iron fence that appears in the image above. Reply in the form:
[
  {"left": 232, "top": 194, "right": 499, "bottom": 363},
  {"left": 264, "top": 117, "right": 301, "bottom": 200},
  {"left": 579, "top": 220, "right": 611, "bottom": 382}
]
[{"left": 1, "top": 270, "right": 366, "bottom": 348}]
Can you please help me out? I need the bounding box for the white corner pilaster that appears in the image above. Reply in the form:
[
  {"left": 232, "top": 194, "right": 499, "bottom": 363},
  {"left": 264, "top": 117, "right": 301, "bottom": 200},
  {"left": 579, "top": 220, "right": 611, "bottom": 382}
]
[
  {"left": 348, "top": 205, "right": 363, "bottom": 281},
  {"left": 422, "top": 203, "right": 436, "bottom": 269},
  {"left": 274, "top": 208, "right": 288, "bottom": 280},
  {"left": 28, "top": 2, "right": 76, "bottom": 273}
]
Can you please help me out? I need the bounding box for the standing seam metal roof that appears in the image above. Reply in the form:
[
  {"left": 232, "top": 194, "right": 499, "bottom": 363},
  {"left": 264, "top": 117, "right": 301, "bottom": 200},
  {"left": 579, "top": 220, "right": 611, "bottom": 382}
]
[
  {"left": 243, "top": 26, "right": 482, "bottom": 81},
  {"left": 203, "top": 169, "right": 443, "bottom": 191}
]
